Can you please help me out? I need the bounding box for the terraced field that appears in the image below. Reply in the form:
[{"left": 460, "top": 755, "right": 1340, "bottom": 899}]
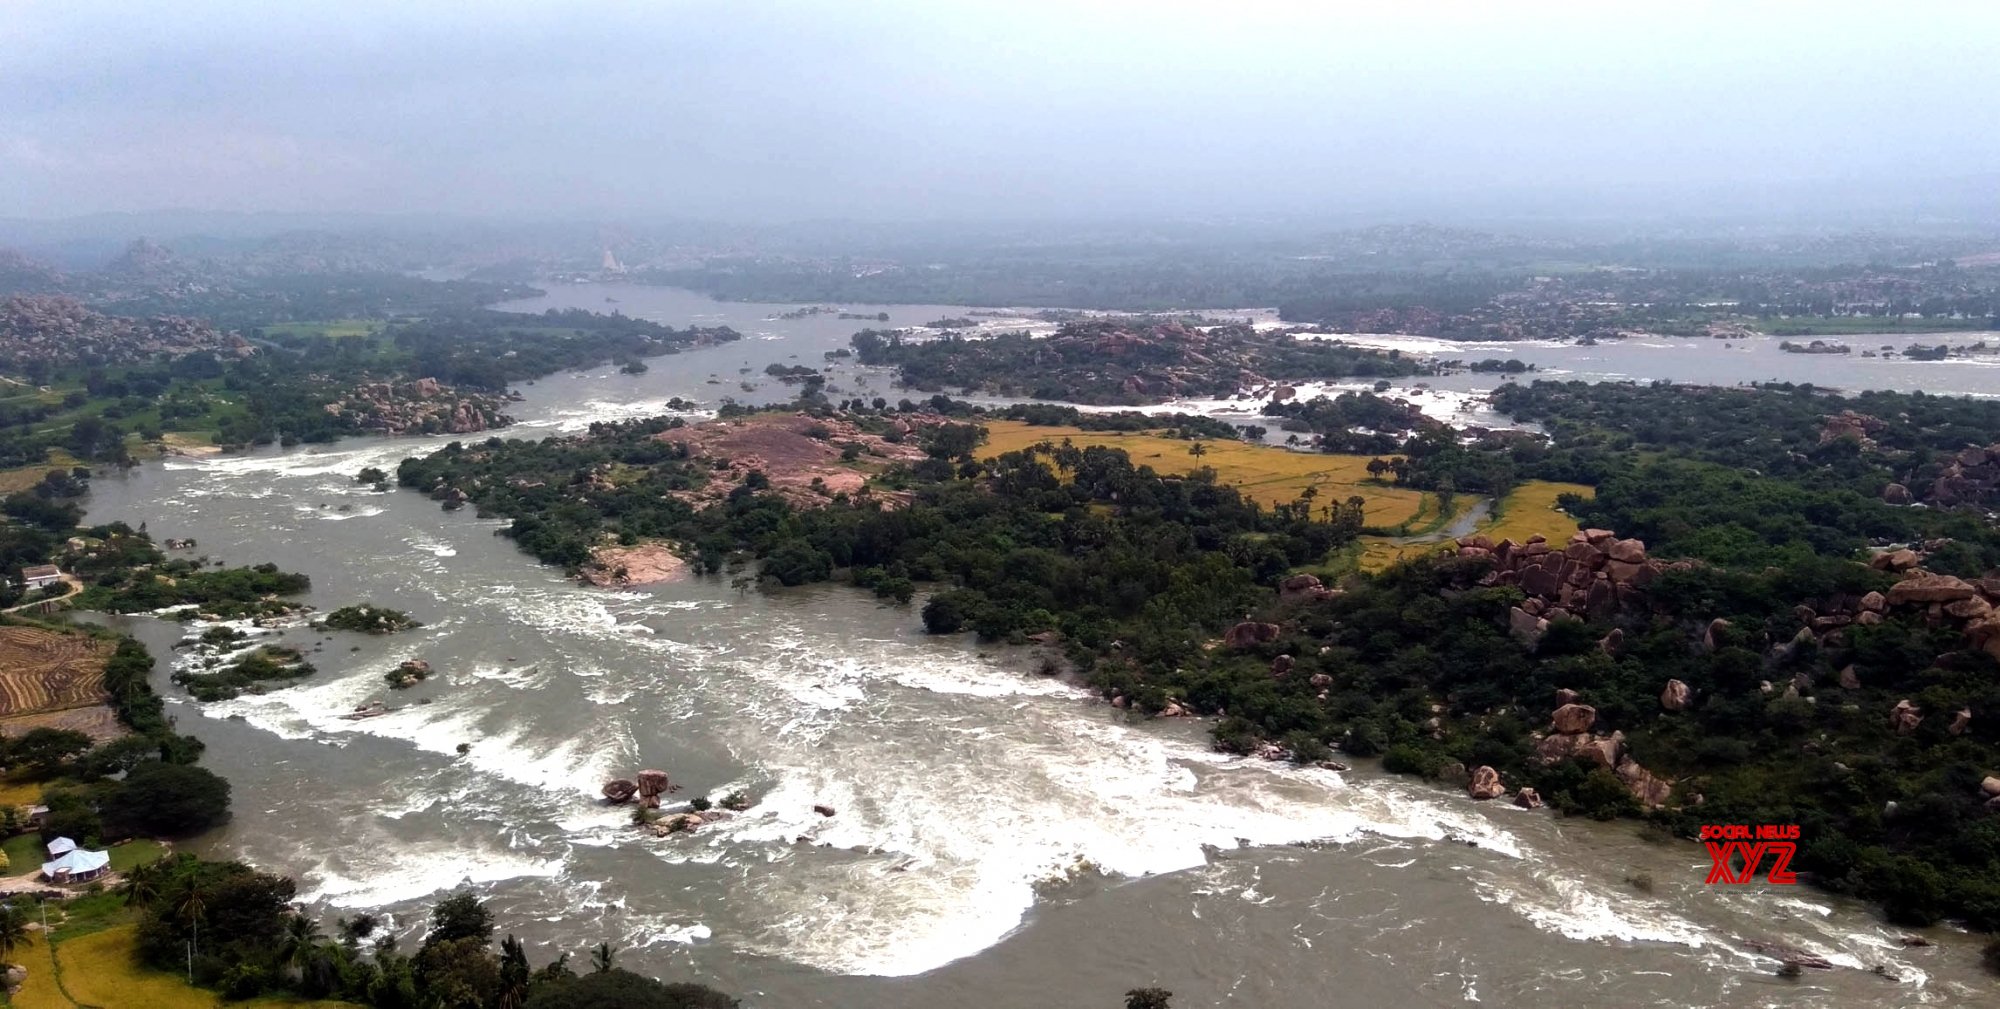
[
  {"left": 0, "top": 626, "right": 114, "bottom": 737},
  {"left": 980, "top": 420, "right": 1433, "bottom": 526}
]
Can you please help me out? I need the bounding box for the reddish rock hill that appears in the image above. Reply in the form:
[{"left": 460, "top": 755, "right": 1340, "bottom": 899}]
[{"left": 0, "top": 295, "right": 251, "bottom": 367}]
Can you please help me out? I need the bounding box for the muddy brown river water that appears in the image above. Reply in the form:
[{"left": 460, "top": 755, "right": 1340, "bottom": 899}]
[{"left": 76, "top": 285, "right": 1998, "bottom": 1007}]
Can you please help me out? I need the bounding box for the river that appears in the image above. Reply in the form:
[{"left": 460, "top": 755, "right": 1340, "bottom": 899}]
[{"left": 78, "top": 283, "right": 1997, "bottom": 1007}]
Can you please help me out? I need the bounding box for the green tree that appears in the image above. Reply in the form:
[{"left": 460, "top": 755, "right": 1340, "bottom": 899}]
[
  {"left": 524, "top": 969, "right": 738, "bottom": 1009},
  {"left": 109, "top": 762, "right": 231, "bottom": 835},
  {"left": 590, "top": 941, "right": 615, "bottom": 973},
  {"left": 9, "top": 727, "right": 92, "bottom": 774},
  {"left": 1126, "top": 987, "right": 1173, "bottom": 1009},
  {"left": 425, "top": 890, "right": 495, "bottom": 948},
  {"left": 0, "top": 905, "right": 34, "bottom": 963}
]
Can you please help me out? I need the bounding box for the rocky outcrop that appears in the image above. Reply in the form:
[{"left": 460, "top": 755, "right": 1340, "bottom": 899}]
[
  {"left": 1279, "top": 573, "right": 1337, "bottom": 602},
  {"left": 580, "top": 542, "right": 688, "bottom": 587},
  {"left": 1598, "top": 627, "right": 1624, "bottom": 657},
  {"left": 1615, "top": 757, "right": 1672, "bottom": 808},
  {"left": 1881, "top": 483, "right": 1913, "bottom": 505},
  {"left": 1224, "top": 621, "right": 1282, "bottom": 648},
  {"left": 1703, "top": 618, "right": 1732, "bottom": 652},
  {"left": 1889, "top": 699, "right": 1922, "bottom": 735},
  {"left": 636, "top": 769, "right": 675, "bottom": 808},
  {"left": 1456, "top": 531, "right": 1686, "bottom": 627},
  {"left": 1550, "top": 703, "right": 1596, "bottom": 734},
  {"left": 1929, "top": 443, "right": 2000, "bottom": 509},
  {"left": 1467, "top": 765, "right": 1504, "bottom": 800},
  {"left": 813, "top": 803, "right": 837, "bottom": 817},
  {"left": 1885, "top": 574, "right": 1976, "bottom": 606},
  {"left": 325, "top": 377, "right": 514, "bottom": 435},
  {"left": 1660, "top": 679, "right": 1691, "bottom": 711},
  {"left": 0, "top": 295, "right": 251, "bottom": 367},
  {"left": 1819, "top": 410, "right": 1884, "bottom": 448},
  {"left": 385, "top": 658, "right": 431, "bottom": 689},
  {"left": 1512, "top": 787, "right": 1543, "bottom": 809},
  {"left": 1508, "top": 606, "right": 1548, "bottom": 648},
  {"left": 1950, "top": 708, "right": 1972, "bottom": 735},
  {"left": 1535, "top": 730, "right": 1623, "bottom": 769},
  {"left": 1838, "top": 665, "right": 1861, "bottom": 690}
]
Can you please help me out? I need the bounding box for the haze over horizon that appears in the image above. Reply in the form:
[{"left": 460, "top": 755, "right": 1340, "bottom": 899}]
[{"left": 4, "top": 0, "right": 1999, "bottom": 227}]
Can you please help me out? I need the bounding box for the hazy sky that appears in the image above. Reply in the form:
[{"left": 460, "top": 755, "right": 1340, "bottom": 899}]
[{"left": 4, "top": 1, "right": 1997, "bottom": 223}]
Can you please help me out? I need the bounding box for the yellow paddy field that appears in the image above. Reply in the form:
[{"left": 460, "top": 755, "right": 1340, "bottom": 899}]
[
  {"left": 979, "top": 420, "right": 1432, "bottom": 527},
  {"left": 1356, "top": 480, "right": 1595, "bottom": 571},
  {"left": 10, "top": 925, "right": 357, "bottom": 1009}
]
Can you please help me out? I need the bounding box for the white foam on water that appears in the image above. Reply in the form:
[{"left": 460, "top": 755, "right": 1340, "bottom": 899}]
[
  {"left": 679, "top": 637, "right": 1531, "bottom": 977},
  {"left": 302, "top": 842, "right": 566, "bottom": 909},
  {"left": 512, "top": 400, "right": 713, "bottom": 435},
  {"left": 1471, "top": 874, "right": 1721, "bottom": 950},
  {"left": 1291, "top": 331, "right": 1571, "bottom": 355}
]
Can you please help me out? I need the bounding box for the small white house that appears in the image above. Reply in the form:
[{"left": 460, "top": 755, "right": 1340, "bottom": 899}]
[
  {"left": 40, "top": 836, "right": 109, "bottom": 883},
  {"left": 20, "top": 565, "right": 61, "bottom": 591}
]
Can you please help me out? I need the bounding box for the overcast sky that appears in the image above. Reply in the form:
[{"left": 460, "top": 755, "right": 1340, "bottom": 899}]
[{"left": 4, "top": 1, "right": 1997, "bottom": 224}]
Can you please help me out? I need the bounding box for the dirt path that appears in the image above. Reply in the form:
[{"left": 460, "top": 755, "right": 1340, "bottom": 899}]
[{"left": 2, "top": 575, "right": 82, "bottom": 614}]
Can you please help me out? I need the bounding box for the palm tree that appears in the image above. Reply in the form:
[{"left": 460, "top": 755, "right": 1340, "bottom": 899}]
[
  {"left": 1187, "top": 441, "right": 1207, "bottom": 460},
  {"left": 0, "top": 906, "right": 34, "bottom": 963},
  {"left": 119, "top": 860, "right": 164, "bottom": 907},
  {"left": 275, "top": 913, "right": 322, "bottom": 979},
  {"left": 590, "top": 941, "right": 615, "bottom": 973},
  {"left": 498, "top": 934, "right": 532, "bottom": 1009}
]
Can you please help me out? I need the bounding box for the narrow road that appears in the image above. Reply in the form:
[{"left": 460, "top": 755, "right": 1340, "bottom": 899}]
[{"left": 2, "top": 574, "right": 82, "bottom": 614}]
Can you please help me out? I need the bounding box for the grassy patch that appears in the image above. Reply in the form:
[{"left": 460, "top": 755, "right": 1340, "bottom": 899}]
[
  {"left": 7, "top": 933, "right": 70, "bottom": 1009},
  {"left": 256, "top": 320, "right": 379, "bottom": 339},
  {"left": 44, "top": 890, "right": 128, "bottom": 943},
  {"left": 3, "top": 831, "right": 46, "bottom": 874},
  {"left": 50, "top": 925, "right": 360, "bottom": 1009},
  {"left": 106, "top": 839, "right": 168, "bottom": 873},
  {"left": 0, "top": 771, "right": 45, "bottom": 809},
  {"left": 1480, "top": 480, "right": 1595, "bottom": 545},
  {"left": 981, "top": 420, "right": 1432, "bottom": 526},
  {"left": 1354, "top": 480, "right": 1595, "bottom": 572}
]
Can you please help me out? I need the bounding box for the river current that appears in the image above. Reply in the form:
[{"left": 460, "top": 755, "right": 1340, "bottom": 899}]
[{"left": 78, "top": 284, "right": 1998, "bottom": 1007}]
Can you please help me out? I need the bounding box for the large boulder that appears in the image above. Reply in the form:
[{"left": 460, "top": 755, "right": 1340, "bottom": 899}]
[
  {"left": 1887, "top": 574, "right": 1977, "bottom": 607},
  {"left": 1703, "top": 618, "right": 1732, "bottom": 652},
  {"left": 1945, "top": 596, "right": 1993, "bottom": 621},
  {"left": 1882, "top": 483, "right": 1913, "bottom": 505},
  {"left": 1270, "top": 654, "right": 1295, "bottom": 678},
  {"left": 1838, "top": 665, "right": 1861, "bottom": 690},
  {"left": 1889, "top": 699, "right": 1922, "bottom": 735},
  {"left": 1871, "top": 548, "right": 1921, "bottom": 573},
  {"left": 1535, "top": 732, "right": 1622, "bottom": 769},
  {"left": 1224, "top": 621, "right": 1282, "bottom": 648},
  {"left": 602, "top": 778, "right": 638, "bottom": 804},
  {"left": 636, "top": 769, "right": 674, "bottom": 799},
  {"left": 1467, "top": 765, "right": 1505, "bottom": 800},
  {"left": 1512, "top": 787, "right": 1543, "bottom": 809},
  {"left": 1661, "top": 679, "right": 1691, "bottom": 712},
  {"left": 1615, "top": 757, "right": 1673, "bottom": 809},
  {"left": 1550, "top": 703, "right": 1597, "bottom": 734},
  {"left": 1981, "top": 776, "right": 2000, "bottom": 798},
  {"left": 1606, "top": 538, "right": 1647, "bottom": 563},
  {"left": 1508, "top": 607, "right": 1548, "bottom": 649},
  {"left": 1278, "top": 573, "right": 1335, "bottom": 602},
  {"left": 1599, "top": 628, "right": 1625, "bottom": 657},
  {"left": 1950, "top": 708, "right": 1972, "bottom": 736},
  {"left": 1859, "top": 591, "right": 1887, "bottom": 613}
]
